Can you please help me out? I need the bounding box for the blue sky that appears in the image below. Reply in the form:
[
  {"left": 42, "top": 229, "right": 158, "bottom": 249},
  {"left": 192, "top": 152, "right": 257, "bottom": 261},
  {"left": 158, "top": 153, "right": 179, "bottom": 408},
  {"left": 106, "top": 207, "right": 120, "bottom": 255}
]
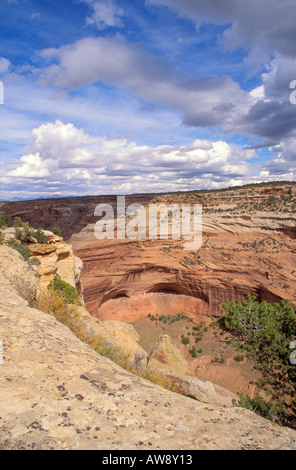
[{"left": 0, "top": 0, "right": 296, "bottom": 200}]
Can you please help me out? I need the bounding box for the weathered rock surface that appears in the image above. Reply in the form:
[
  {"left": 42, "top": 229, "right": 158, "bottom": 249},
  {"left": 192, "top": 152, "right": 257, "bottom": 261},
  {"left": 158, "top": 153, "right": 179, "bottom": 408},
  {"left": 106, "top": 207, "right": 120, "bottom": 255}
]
[
  {"left": 163, "top": 373, "right": 217, "bottom": 404},
  {"left": 76, "top": 306, "right": 148, "bottom": 360},
  {"left": 0, "top": 245, "right": 37, "bottom": 305},
  {"left": 70, "top": 210, "right": 296, "bottom": 322},
  {"left": 1, "top": 247, "right": 296, "bottom": 450},
  {"left": 1, "top": 228, "right": 83, "bottom": 296}
]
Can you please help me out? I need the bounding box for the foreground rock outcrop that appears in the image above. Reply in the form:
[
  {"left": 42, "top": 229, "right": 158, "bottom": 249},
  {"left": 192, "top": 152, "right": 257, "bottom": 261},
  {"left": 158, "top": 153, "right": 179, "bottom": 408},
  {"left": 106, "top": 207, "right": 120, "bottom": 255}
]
[
  {"left": 1, "top": 227, "right": 83, "bottom": 295},
  {"left": 1, "top": 246, "right": 296, "bottom": 450}
]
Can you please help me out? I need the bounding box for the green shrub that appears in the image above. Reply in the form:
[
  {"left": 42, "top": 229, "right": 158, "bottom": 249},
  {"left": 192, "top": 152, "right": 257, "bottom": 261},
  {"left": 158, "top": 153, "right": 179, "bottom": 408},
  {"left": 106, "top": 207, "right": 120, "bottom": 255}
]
[
  {"left": 181, "top": 335, "right": 190, "bottom": 345},
  {"left": 29, "top": 257, "right": 41, "bottom": 266},
  {"left": 234, "top": 354, "right": 244, "bottom": 362},
  {"left": 219, "top": 294, "right": 296, "bottom": 427},
  {"left": 52, "top": 227, "right": 63, "bottom": 237},
  {"left": 0, "top": 215, "right": 7, "bottom": 228},
  {"left": 219, "top": 294, "right": 296, "bottom": 360},
  {"left": 33, "top": 228, "right": 48, "bottom": 244},
  {"left": 13, "top": 216, "right": 22, "bottom": 228},
  {"left": 190, "top": 346, "right": 198, "bottom": 358},
  {"left": 232, "top": 392, "right": 286, "bottom": 424},
  {"left": 47, "top": 275, "right": 81, "bottom": 304},
  {"left": 14, "top": 222, "right": 34, "bottom": 244},
  {"left": 7, "top": 239, "right": 31, "bottom": 261},
  {"left": 10, "top": 218, "right": 49, "bottom": 245}
]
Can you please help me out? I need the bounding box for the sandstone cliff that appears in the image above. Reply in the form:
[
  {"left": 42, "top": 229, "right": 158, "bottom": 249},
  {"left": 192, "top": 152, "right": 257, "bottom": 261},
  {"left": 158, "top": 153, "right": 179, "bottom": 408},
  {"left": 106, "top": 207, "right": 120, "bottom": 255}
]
[
  {"left": 66, "top": 185, "right": 296, "bottom": 404},
  {"left": 70, "top": 210, "right": 296, "bottom": 322},
  {"left": 1, "top": 227, "right": 83, "bottom": 295},
  {"left": 1, "top": 246, "right": 296, "bottom": 450}
]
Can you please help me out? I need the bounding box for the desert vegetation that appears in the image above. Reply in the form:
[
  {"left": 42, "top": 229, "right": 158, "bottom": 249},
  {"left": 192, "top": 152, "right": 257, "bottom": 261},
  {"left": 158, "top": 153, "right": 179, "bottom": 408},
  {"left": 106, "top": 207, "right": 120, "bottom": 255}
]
[
  {"left": 0, "top": 216, "right": 63, "bottom": 261},
  {"left": 216, "top": 294, "right": 296, "bottom": 428},
  {"left": 145, "top": 312, "right": 206, "bottom": 357},
  {"left": 141, "top": 293, "right": 296, "bottom": 428},
  {"left": 47, "top": 274, "right": 81, "bottom": 305}
]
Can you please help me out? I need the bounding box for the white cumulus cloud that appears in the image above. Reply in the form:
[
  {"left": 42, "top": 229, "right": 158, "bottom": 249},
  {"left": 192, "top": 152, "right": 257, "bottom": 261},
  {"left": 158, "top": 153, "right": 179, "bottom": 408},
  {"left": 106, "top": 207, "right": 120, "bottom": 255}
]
[
  {"left": 85, "top": 0, "right": 124, "bottom": 29},
  {"left": 6, "top": 120, "right": 256, "bottom": 196}
]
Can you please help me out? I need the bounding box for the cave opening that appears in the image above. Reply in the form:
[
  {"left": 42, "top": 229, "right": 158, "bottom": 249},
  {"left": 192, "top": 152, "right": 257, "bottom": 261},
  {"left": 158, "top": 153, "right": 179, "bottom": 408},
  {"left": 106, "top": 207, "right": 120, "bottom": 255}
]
[
  {"left": 148, "top": 287, "right": 182, "bottom": 296},
  {"left": 113, "top": 293, "right": 129, "bottom": 300}
]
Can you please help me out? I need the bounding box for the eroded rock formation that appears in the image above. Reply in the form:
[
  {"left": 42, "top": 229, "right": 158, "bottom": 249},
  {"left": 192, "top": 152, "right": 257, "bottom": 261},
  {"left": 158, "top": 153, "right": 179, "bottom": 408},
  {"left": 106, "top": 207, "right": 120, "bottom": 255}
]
[
  {"left": 70, "top": 207, "right": 296, "bottom": 323},
  {"left": 1, "top": 246, "right": 296, "bottom": 450},
  {"left": 1, "top": 183, "right": 295, "bottom": 325},
  {"left": 1, "top": 227, "right": 83, "bottom": 295},
  {"left": 1, "top": 183, "right": 296, "bottom": 413}
]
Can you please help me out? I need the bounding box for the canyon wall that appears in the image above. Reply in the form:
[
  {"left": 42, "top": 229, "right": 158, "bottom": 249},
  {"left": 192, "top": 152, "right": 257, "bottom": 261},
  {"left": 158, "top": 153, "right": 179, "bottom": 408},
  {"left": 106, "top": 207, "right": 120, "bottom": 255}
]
[
  {"left": 0, "top": 194, "right": 156, "bottom": 240},
  {"left": 70, "top": 209, "right": 296, "bottom": 323},
  {"left": 2, "top": 183, "right": 294, "bottom": 325},
  {"left": 1, "top": 245, "right": 296, "bottom": 450}
]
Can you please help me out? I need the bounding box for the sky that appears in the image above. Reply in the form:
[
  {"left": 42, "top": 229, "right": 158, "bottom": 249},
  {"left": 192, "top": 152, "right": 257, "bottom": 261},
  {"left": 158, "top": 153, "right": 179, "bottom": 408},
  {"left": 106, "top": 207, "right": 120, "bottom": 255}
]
[{"left": 0, "top": 0, "right": 296, "bottom": 200}]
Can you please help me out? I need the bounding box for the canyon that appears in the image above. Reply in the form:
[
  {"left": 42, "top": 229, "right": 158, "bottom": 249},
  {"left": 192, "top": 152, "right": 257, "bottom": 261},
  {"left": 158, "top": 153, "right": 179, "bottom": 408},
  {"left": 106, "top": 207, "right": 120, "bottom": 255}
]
[
  {"left": 2, "top": 183, "right": 295, "bottom": 323},
  {"left": 1, "top": 244, "right": 296, "bottom": 449},
  {"left": 1, "top": 182, "right": 296, "bottom": 424}
]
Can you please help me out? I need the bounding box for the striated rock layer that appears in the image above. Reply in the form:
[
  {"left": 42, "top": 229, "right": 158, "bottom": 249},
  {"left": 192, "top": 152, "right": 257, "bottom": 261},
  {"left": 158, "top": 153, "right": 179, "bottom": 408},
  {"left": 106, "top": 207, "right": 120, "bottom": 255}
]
[
  {"left": 2, "top": 183, "right": 295, "bottom": 324},
  {"left": 1, "top": 246, "right": 296, "bottom": 450},
  {"left": 0, "top": 194, "right": 156, "bottom": 240},
  {"left": 70, "top": 207, "right": 296, "bottom": 323}
]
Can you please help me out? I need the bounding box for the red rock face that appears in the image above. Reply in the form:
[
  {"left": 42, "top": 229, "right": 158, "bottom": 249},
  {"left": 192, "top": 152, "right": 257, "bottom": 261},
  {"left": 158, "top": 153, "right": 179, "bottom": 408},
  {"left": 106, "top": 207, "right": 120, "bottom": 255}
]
[
  {"left": 2, "top": 183, "right": 296, "bottom": 324},
  {"left": 70, "top": 214, "right": 295, "bottom": 323},
  {"left": 0, "top": 194, "right": 157, "bottom": 240}
]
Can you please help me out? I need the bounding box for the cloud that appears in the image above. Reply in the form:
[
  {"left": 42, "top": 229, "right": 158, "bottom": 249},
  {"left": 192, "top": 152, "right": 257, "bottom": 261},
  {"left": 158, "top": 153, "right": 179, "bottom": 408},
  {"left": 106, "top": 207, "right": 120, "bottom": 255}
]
[
  {"left": 34, "top": 3, "right": 296, "bottom": 151},
  {"left": 8, "top": 153, "right": 53, "bottom": 178},
  {"left": 0, "top": 57, "right": 10, "bottom": 74},
  {"left": 9, "top": 121, "right": 103, "bottom": 177},
  {"left": 6, "top": 120, "right": 258, "bottom": 197},
  {"left": 39, "top": 34, "right": 296, "bottom": 146},
  {"left": 39, "top": 36, "right": 251, "bottom": 133},
  {"left": 262, "top": 56, "right": 296, "bottom": 104},
  {"left": 8, "top": 19, "right": 296, "bottom": 164},
  {"left": 39, "top": 36, "right": 171, "bottom": 89},
  {"left": 233, "top": 55, "right": 296, "bottom": 144},
  {"left": 84, "top": 0, "right": 124, "bottom": 29},
  {"left": 146, "top": 0, "right": 296, "bottom": 64}
]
